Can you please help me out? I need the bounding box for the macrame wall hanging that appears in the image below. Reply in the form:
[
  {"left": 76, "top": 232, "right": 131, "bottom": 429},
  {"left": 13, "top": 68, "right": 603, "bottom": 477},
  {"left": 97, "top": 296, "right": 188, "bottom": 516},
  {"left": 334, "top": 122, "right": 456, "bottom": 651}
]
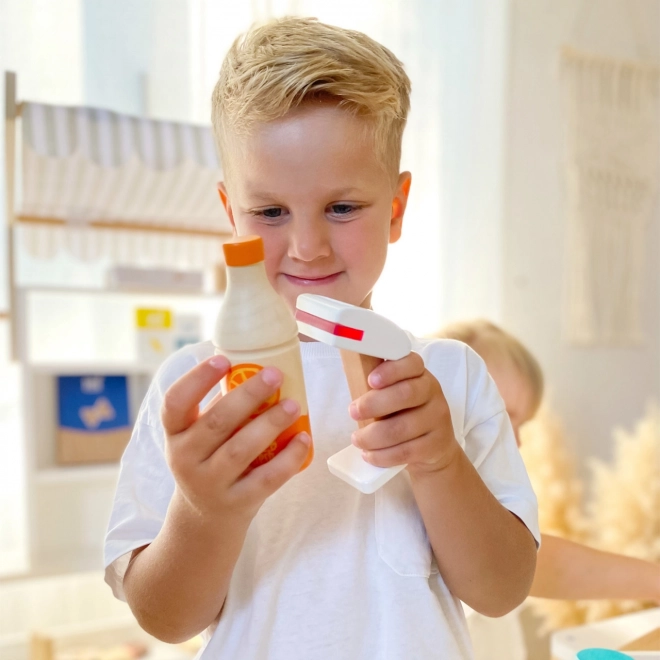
[{"left": 561, "top": 21, "right": 660, "bottom": 346}]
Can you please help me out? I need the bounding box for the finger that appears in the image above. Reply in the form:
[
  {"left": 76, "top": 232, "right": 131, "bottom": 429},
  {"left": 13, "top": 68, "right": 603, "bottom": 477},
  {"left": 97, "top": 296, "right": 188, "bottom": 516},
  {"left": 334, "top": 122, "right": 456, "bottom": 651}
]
[
  {"left": 349, "top": 375, "right": 430, "bottom": 422},
  {"left": 352, "top": 407, "right": 424, "bottom": 451},
  {"left": 361, "top": 433, "right": 430, "bottom": 468},
  {"left": 161, "top": 356, "right": 231, "bottom": 436},
  {"left": 232, "top": 431, "right": 312, "bottom": 500},
  {"left": 367, "top": 351, "right": 425, "bottom": 389},
  {"left": 189, "top": 366, "right": 285, "bottom": 461},
  {"left": 209, "top": 397, "right": 303, "bottom": 477}
]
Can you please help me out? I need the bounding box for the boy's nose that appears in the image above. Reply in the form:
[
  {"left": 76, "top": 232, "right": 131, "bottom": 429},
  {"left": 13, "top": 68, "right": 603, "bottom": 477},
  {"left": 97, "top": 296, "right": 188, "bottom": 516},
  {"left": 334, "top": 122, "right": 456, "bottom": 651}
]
[{"left": 288, "top": 217, "right": 332, "bottom": 262}]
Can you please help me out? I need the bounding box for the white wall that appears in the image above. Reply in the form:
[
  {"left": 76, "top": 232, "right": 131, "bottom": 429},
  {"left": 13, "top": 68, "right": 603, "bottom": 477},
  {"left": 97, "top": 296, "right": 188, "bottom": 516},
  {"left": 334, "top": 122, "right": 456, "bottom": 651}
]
[
  {"left": 83, "top": 0, "right": 196, "bottom": 121},
  {"left": 434, "top": 0, "right": 510, "bottom": 326},
  {"left": 82, "top": 0, "right": 151, "bottom": 116},
  {"left": 503, "top": 0, "right": 660, "bottom": 465}
]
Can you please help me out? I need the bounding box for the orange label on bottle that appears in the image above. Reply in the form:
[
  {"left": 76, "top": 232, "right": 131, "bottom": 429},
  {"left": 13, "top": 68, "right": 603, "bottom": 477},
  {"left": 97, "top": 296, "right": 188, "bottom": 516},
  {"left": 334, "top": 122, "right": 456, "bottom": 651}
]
[
  {"left": 248, "top": 415, "right": 313, "bottom": 471},
  {"left": 225, "top": 363, "right": 280, "bottom": 418}
]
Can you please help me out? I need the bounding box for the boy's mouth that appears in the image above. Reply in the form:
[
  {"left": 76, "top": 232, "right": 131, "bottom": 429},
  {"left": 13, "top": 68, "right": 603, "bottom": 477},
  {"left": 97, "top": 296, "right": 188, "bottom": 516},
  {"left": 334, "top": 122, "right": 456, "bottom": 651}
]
[{"left": 283, "top": 272, "right": 342, "bottom": 287}]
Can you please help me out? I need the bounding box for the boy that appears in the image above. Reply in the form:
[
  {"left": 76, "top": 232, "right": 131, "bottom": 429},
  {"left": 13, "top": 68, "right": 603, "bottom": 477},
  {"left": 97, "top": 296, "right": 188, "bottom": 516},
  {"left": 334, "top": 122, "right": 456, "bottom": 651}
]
[{"left": 105, "top": 18, "right": 539, "bottom": 659}]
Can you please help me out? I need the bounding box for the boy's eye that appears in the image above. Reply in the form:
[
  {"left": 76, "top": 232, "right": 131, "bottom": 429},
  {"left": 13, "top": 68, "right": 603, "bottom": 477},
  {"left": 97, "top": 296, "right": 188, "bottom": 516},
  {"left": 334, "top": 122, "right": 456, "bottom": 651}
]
[
  {"left": 249, "top": 207, "right": 287, "bottom": 223},
  {"left": 328, "top": 203, "right": 361, "bottom": 217}
]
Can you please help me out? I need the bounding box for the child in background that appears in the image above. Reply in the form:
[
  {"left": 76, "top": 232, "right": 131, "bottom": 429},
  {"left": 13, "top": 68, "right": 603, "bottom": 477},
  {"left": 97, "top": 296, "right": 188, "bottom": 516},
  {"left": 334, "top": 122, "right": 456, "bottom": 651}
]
[
  {"left": 438, "top": 319, "right": 660, "bottom": 603},
  {"left": 104, "top": 18, "right": 539, "bottom": 659}
]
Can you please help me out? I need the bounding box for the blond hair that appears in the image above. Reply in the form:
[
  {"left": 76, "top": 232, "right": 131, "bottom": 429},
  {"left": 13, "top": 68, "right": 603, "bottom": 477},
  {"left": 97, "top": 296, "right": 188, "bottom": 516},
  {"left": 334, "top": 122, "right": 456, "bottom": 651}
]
[
  {"left": 211, "top": 17, "right": 411, "bottom": 179},
  {"left": 437, "top": 319, "right": 545, "bottom": 415}
]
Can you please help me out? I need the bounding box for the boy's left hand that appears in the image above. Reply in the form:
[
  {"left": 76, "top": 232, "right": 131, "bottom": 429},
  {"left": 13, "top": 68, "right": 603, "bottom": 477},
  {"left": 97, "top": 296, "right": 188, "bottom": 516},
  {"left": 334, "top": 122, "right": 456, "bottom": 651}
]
[{"left": 349, "top": 352, "right": 459, "bottom": 476}]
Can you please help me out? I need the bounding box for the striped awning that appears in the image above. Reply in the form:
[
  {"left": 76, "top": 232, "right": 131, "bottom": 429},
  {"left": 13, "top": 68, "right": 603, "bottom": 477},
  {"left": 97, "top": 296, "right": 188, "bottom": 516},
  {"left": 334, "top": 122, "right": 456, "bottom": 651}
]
[
  {"left": 19, "top": 102, "right": 231, "bottom": 232},
  {"left": 15, "top": 102, "right": 233, "bottom": 269}
]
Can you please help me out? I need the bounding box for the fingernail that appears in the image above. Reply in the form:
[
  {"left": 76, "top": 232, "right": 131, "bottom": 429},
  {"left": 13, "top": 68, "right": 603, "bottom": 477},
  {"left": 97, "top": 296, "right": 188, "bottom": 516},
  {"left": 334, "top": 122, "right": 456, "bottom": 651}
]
[
  {"left": 281, "top": 398, "right": 299, "bottom": 415},
  {"left": 209, "top": 356, "right": 228, "bottom": 369},
  {"left": 261, "top": 367, "right": 282, "bottom": 387},
  {"left": 298, "top": 432, "right": 311, "bottom": 445},
  {"left": 349, "top": 402, "right": 359, "bottom": 419},
  {"left": 351, "top": 432, "right": 359, "bottom": 446},
  {"left": 368, "top": 372, "right": 382, "bottom": 387}
]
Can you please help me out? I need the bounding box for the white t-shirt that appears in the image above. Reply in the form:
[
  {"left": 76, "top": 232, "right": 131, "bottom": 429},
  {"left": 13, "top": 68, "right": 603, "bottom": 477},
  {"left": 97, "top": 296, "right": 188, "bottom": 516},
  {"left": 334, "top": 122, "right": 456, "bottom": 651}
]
[{"left": 105, "top": 336, "right": 540, "bottom": 660}]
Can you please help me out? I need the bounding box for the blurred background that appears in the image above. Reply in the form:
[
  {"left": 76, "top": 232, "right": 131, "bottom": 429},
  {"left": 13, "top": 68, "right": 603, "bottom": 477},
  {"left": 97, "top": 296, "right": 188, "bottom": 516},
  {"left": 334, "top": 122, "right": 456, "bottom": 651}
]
[{"left": 0, "top": 1, "right": 658, "bottom": 659}]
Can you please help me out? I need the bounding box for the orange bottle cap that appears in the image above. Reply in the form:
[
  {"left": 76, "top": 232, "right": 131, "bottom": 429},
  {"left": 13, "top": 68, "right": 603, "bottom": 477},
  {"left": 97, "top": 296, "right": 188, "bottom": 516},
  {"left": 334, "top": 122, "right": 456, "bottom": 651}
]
[{"left": 223, "top": 235, "right": 265, "bottom": 267}]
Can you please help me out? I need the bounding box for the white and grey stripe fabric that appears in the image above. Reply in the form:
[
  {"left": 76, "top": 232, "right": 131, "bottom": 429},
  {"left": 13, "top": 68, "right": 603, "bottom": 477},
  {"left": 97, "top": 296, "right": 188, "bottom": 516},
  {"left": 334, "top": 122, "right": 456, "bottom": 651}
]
[
  {"left": 22, "top": 102, "right": 220, "bottom": 169},
  {"left": 19, "top": 223, "right": 223, "bottom": 270},
  {"left": 19, "top": 101, "right": 229, "bottom": 233}
]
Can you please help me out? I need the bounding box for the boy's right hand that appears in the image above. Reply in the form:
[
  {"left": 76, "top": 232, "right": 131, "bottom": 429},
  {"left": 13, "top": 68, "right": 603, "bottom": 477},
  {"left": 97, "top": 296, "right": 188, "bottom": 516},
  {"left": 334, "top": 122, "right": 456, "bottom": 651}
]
[{"left": 161, "top": 355, "right": 311, "bottom": 522}]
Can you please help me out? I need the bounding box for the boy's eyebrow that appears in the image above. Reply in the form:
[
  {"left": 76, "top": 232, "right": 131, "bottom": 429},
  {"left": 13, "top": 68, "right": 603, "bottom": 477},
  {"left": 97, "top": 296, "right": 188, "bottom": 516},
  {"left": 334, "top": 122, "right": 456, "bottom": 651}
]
[
  {"left": 244, "top": 192, "right": 283, "bottom": 203},
  {"left": 245, "top": 187, "right": 364, "bottom": 202}
]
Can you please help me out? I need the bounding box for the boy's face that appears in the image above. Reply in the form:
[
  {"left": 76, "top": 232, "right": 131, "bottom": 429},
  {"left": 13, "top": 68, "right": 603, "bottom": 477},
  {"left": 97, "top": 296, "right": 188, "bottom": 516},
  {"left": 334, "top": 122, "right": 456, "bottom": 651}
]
[{"left": 218, "top": 104, "right": 411, "bottom": 315}]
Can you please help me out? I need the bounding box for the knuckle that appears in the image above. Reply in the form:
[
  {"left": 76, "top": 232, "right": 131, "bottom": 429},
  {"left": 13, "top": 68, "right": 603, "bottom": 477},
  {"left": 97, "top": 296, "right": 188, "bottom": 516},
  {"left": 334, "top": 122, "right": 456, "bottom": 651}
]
[
  {"left": 165, "top": 444, "right": 191, "bottom": 477},
  {"left": 223, "top": 438, "right": 246, "bottom": 465},
  {"left": 429, "top": 374, "right": 442, "bottom": 399},
  {"left": 205, "top": 410, "right": 233, "bottom": 438},
  {"left": 351, "top": 430, "right": 364, "bottom": 449},
  {"left": 354, "top": 397, "right": 368, "bottom": 419},
  {"left": 386, "top": 414, "right": 407, "bottom": 439},
  {"left": 245, "top": 373, "right": 273, "bottom": 399},
  {"left": 398, "top": 379, "right": 414, "bottom": 401},
  {"left": 411, "top": 352, "right": 424, "bottom": 371},
  {"left": 161, "top": 392, "right": 181, "bottom": 425},
  {"left": 398, "top": 443, "right": 413, "bottom": 464},
  {"left": 258, "top": 466, "right": 282, "bottom": 491},
  {"left": 355, "top": 428, "right": 372, "bottom": 450},
  {"left": 269, "top": 402, "right": 297, "bottom": 428}
]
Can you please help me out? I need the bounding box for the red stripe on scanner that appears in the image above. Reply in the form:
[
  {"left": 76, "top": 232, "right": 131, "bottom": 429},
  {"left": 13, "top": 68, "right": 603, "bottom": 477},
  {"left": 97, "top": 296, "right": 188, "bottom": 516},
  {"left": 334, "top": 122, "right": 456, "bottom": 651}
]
[{"left": 295, "top": 309, "right": 364, "bottom": 341}]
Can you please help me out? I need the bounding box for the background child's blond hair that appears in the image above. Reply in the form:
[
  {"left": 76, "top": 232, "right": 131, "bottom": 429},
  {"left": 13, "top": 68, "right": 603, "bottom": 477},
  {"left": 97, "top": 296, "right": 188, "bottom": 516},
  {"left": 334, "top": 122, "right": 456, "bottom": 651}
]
[
  {"left": 211, "top": 17, "right": 411, "bottom": 181},
  {"left": 437, "top": 319, "right": 545, "bottom": 416}
]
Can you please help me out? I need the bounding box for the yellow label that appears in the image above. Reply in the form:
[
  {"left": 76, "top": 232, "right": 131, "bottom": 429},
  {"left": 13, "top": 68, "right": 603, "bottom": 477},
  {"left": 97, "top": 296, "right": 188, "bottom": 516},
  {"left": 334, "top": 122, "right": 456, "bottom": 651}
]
[{"left": 136, "top": 308, "right": 172, "bottom": 329}]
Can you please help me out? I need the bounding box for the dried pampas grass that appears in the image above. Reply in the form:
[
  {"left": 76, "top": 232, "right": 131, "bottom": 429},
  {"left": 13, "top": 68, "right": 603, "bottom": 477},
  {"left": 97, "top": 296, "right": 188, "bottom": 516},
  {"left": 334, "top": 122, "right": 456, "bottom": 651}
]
[
  {"left": 520, "top": 403, "right": 660, "bottom": 632},
  {"left": 582, "top": 404, "right": 660, "bottom": 622},
  {"left": 520, "top": 404, "right": 590, "bottom": 630},
  {"left": 519, "top": 404, "right": 586, "bottom": 542}
]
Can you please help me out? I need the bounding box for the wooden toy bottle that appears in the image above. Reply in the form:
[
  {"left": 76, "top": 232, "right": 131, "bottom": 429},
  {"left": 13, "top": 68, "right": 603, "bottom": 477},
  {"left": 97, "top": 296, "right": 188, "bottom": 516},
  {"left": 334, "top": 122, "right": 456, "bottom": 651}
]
[{"left": 213, "top": 235, "right": 313, "bottom": 470}]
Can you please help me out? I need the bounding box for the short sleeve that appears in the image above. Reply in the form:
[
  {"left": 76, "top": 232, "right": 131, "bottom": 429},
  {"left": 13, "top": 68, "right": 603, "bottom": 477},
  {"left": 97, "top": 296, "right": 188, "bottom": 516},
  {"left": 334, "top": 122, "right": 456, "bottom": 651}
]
[
  {"left": 103, "top": 342, "right": 214, "bottom": 600},
  {"left": 104, "top": 420, "right": 174, "bottom": 600},
  {"left": 416, "top": 337, "right": 540, "bottom": 548}
]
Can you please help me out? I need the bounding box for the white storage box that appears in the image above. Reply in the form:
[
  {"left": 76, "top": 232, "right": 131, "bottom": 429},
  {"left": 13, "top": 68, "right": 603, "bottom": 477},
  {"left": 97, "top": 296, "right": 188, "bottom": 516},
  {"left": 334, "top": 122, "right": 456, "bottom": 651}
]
[{"left": 551, "top": 608, "right": 660, "bottom": 660}]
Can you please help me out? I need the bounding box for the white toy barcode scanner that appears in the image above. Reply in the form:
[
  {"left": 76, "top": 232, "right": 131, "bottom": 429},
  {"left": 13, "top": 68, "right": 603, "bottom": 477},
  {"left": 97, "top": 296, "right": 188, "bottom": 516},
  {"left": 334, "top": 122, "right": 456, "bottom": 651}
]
[{"left": 295, "top": 294, "right": 412, "bottom": 494}]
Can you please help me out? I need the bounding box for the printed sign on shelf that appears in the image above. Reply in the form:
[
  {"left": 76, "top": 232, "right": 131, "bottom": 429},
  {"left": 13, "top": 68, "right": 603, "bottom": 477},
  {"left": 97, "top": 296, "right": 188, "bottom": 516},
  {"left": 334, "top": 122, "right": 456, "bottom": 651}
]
[
  {"left": 57, "top": 375, "right": 132, "bottom": 465},
  {"left": 135, "top": 308, "right": 173, "bottom": 363}
]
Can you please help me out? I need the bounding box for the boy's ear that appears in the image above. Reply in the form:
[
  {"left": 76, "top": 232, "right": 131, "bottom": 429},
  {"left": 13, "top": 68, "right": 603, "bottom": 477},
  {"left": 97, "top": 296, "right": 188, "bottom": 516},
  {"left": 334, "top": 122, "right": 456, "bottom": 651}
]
[
  {"left": 217, "top": 182, "right": 237, "bottom": 233},
  {"left": 389, "top": 172, "right": 411, "bottom": 244}
]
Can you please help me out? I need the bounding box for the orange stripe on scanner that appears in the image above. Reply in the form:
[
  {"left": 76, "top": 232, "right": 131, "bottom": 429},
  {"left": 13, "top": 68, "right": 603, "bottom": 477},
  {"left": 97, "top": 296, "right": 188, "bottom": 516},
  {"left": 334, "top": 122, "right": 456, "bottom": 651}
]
[{"left": 295, "top": 309, "right": 364, "bottom": 341}]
